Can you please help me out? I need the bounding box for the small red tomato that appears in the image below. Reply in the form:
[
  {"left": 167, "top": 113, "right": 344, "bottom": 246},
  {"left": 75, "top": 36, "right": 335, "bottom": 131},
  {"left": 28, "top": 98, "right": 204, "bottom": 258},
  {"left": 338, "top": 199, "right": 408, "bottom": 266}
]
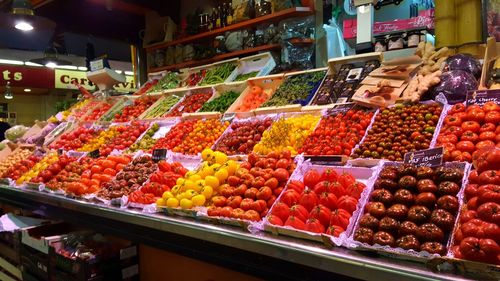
[
  {"left": 456, "top": 140, "right": 476, "bottom": 153},
  {"left": 461, "top": 121, "right": 481, "bottom": 133}
]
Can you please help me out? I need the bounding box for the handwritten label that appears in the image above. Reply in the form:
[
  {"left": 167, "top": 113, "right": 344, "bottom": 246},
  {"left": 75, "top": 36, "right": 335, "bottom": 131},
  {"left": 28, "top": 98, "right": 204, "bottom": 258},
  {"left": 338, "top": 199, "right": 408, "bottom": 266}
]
[
  {"left": 466, "top": 89, "right": 500, "bottom": 106},
  {"left": 404, "top": 147, "right": 443, "bottom": 167},
  {"left": 89, "top": 149, "right": 100, "bottom": 158},
  {"left": 152, "top": 149, "right": 167, "bottom": 162}
]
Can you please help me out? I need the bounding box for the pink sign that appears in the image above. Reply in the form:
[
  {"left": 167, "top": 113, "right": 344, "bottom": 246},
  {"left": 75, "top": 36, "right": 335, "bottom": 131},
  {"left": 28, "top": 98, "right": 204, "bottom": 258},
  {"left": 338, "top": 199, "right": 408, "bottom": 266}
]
[{"left": 343, "top": 9, "right": 435, "bottom": 39}]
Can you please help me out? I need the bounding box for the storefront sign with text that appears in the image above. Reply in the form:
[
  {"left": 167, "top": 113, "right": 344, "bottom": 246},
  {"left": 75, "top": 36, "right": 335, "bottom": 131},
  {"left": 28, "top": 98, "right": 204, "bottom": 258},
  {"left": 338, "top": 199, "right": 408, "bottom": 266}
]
[
  {"left": 0, "top": 65, "right": 54, "bottom": 88},
  {"left": 54, "top": 69, "right": 135, "bottom": 92}
]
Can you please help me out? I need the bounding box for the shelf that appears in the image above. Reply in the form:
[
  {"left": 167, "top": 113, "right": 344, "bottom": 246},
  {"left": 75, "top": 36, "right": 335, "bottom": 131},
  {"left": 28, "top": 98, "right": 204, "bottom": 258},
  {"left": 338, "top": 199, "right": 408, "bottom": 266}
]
[
  {"left": 148, "top": 44, "right": 281, "bottom": 73},
  {"left": 0, "top": 185, "right": 481, "bottom": 281},
  {"left": 145, "top": 7, "right": 314, "bottom": 53}
]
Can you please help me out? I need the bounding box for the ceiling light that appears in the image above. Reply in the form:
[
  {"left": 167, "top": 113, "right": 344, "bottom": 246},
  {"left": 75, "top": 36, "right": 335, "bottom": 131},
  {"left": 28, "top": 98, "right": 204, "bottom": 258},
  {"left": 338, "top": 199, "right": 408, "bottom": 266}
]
[
  {"left": 4, "top": 82, "right": 13, "bottom": 100},
  {"left": 55, "top": 65, "right": 78, "bottom": 70},
  {"left": 78, "top": 66, "right": 88, "bottom": 71},
  {"left": 115, "top": 70, "right": 123, "bottom": 74},
  {"left": 45, "top": 62, "right": 57, "bottom": 68},
  {"left": 25, "top": 62, "right": 43, "bottom": 67},
  {"left": 24, "top": 88, "right": 31, "bottom": 92},
  {"left": 15, "top": 21, "right": 33, "bottom": 31},
  {"left": 30, "top": 46, "right": 72, "bottom": 67},
  {"left": 124, "top": 71, "right": 134, "bottom": 75},
  {"left": 0, "top": 59, "right": 24, "bottom": 65}
]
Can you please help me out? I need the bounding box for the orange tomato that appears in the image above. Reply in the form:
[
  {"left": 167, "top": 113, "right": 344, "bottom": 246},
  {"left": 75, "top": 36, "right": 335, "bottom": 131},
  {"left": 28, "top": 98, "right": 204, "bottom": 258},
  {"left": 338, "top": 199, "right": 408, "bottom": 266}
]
[
  {"left": 81, "top": 170, "right": 91, "bottom": 179},
  {"left": 250, "top": 86, "right": 262, "bottom": 96},
  {"left": 103, "top": 168, "right": 116, "bottom": 176},
  {"left": 116, "top": 163, "right": 126, "bottom": 171},
  {"left": 90, "top": 165, "right": 103, "bottom": 174},
  {"left": 91, "top": 173, "right": 101, "bottom": 180},
  {"left": 99, "top": 174, "right": 113, "bottom": 182},
  {"left": 101, "top": 160, "right": 116, "bottom": 169},
  {"left": 90, "top": 178, "right": 100, "bottom": 187}
]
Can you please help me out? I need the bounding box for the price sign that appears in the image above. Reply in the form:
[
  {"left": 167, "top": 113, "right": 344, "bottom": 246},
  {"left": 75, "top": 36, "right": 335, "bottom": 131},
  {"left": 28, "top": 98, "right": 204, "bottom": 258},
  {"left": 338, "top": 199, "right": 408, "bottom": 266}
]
[
  {"left": 304, "top": 155, "right": 347, "bottom": 165},
  {"left": 466, "top": 89, "right": 500, "bottom": 106},
  {"left": 222, "top": 113, "right": 236, "bottom": 123},
  {"left": 152, "top": 149, "right": 168, "bottom": 162},
  {"left": 404, "top": 147, "right": 444, "bottom": 167},
  {"left": 57, "top": 148, "right": 64, "bottom": 156},
  {"left": 89, "top": 149, "right": 100, "bottom": 158},
  {"left": 327, "top": 103, "right": 354, "bottom": 116}
]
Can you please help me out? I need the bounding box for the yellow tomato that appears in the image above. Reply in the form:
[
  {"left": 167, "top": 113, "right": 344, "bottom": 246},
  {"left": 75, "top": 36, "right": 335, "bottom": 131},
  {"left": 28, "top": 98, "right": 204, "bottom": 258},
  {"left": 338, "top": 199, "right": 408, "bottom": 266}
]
[
  {"left": 166, "top": 197, "right": 179, "bottom": 208},
  {"left": 214, "top": 168, "right": 228, "bottom": 182},
  {"left": 204, "top": 176, "right": 220, "bottom": 188},
  {"left": 201, "top": 185, "right": 213, "bottom": 199},
  {"left": 156, "top": 198, "right": 166, "bottom": 206},
  {"left": 191, "top": 194, "right": 206, "bottom": 206},
  {"left": 162, "top": 191, "right": 174, "bottom": 200},
  {"left": 180, "top": 198, "right": 193, "bottom": 209}
]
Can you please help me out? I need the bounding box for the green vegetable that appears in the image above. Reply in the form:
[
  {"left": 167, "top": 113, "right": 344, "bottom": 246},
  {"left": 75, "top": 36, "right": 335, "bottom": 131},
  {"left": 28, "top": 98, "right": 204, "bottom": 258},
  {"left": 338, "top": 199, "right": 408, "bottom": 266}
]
[
  {"left": 127, "top": 123, "right": 160, "bottom": 152},
  {"left": 261, "top": 70, "right": 326, "bottom": 107},
  {"left": 199, "top": 63, "right": 236, "bottom": 86},
  {"left": 142, "top": 95, "right": 181, "bottom": 119},
  {"left": 148, "top": 72, "right": 180, "bottom": 92},
  {"left": 200, "top": 91, "right": 240, "bottom": 112},
  {"left": 234, "top": 71, "right": 259, "bottom": 82}
]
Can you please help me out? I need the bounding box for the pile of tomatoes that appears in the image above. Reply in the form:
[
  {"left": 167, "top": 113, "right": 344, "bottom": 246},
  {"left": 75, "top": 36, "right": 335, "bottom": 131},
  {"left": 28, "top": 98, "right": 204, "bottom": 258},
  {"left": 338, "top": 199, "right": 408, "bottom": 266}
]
[
  {"left": 354, "top": 164, "right": 464, "bottom": 255},
  {"left": 49, "top": 126, "right": 102, "bottom": 151},
  {"left": 436, "top": 102, "right": 500, "bottom": 162},
  {"left": 165, "top": 91, "right": 212, "bottom": 117},
  {"left": 128, "top": 161, "right": 188, "bottom": 205},
  {"left": 84, "top": 103, "right": 112, "bottom": 121},
  {"left": 451, "top": 152, "right": 500, "bottom": 264},
  {"left": 1, "top": 154, "right": 42, "bottom": 180},
  {"left": 31, "top": 154, "right": 78, "bottom": 184},
  {"left": 46, "top": 157, "right": 94, "bottom": 192},
  {"left": 232, "top": 85, "right": 270, "bottom": 112},
  {"left": 207, "top": 150, "right": 295, "bottom": 221},
  {"left": 172, "top": 119, "right": 229, "bottom": 155},
  {"left": 114, "top": 96, "right": 158, "bottom": 122},
  {"left": 214, "top": 118, "right": 273, "bottom": 155},
  {"left": 150, "top": 120, "right": 196, "bottom": 152},
  {"left": 99, "top": 122, "right": 149, "bottom": 156},
  {"left": 269, "top": 168, "right": 366, "bottom": 237},
  {"left": 300, "top": 108, "right": 374, "bottom": 156}
]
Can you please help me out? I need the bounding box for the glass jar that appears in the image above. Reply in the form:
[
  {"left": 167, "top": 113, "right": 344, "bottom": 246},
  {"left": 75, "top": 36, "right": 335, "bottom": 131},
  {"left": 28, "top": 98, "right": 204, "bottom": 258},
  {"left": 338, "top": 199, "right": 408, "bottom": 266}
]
[
  {"left": 214, "top": 36, "right": 226, "bottom": 54},
  {"left": 388, "top": 35, "right": 404, "bottom": 50}
]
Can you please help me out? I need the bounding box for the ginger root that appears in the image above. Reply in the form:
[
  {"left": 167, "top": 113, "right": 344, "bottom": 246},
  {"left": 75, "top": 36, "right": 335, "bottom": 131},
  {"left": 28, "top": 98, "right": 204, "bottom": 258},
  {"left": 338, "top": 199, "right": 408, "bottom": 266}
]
[{"left": 402, "top": 70, "right": 442, "bottom": 102}]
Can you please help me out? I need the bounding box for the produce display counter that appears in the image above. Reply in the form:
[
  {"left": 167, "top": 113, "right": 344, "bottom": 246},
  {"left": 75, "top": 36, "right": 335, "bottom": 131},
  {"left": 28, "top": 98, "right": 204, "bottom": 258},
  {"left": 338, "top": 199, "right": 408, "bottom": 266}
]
[{"left": 0, "top": 185, "right": 474, "bottom": 281}]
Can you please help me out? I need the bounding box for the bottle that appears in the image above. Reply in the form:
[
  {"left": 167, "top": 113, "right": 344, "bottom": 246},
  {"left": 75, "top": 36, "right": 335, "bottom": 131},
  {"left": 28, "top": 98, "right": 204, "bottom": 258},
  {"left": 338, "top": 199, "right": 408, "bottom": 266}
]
[
  {"left": 248, "top": 0, "right": 256, "bottom": 19},
  {"left": 226, "top": 2, "right": 233, "bottom": 25},
  {"left": 216, "top": 6, "right": 222, "bottom": 28},
  {"left": 221, "top": 3, "right": 227, "bottom": 27},
  {"left": 211, "top": 7, "right": 218, "bottom": 29}
]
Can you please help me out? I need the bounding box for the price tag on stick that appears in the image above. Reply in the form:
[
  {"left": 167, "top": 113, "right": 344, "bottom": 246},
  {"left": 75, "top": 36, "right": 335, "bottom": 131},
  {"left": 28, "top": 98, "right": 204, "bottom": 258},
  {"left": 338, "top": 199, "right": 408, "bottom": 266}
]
[
  {"left": 152, "top": 149, "right": 167, "bottom": 162},
  {"left": 89, "top": 149, "right": 100, "bottom": 158},
  {"left": 404, "top": 147, "right": 444, "bottom": 167}
]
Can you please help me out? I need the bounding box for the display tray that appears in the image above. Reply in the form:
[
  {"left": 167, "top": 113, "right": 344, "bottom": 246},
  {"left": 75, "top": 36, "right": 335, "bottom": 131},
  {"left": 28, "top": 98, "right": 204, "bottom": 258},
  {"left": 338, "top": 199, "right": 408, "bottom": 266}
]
[{"left": 0, "top": 185, "right": 488, "bottom": 281}]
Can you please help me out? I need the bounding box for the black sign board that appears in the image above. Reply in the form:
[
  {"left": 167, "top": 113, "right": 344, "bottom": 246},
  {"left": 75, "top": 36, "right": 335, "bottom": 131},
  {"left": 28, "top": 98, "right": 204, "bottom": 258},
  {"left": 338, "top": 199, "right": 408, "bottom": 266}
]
[
  {"left": 304, "top": 155, "right": 347, "bottom": 165},
  {"left": 466, "top": 89, "right": 499, "bottom": 106},
  {"left": 326, "top": 103, "right": 354, "bottom": 116},
  {"left": 152, "top": 149, "right": 168, "bottom": 162},
  {"left": 89, "top": 149, "right": 100, "bottom": 158},
  {"left": 404, "top": 147, "right": 444, "bottom": 167}
]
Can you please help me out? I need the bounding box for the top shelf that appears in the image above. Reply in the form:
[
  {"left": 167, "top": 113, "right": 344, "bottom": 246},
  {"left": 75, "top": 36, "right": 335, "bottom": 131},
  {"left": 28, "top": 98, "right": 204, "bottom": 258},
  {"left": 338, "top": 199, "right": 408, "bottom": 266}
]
[{"left": 145, "top": 7, "right": 314, "bottom": 53}]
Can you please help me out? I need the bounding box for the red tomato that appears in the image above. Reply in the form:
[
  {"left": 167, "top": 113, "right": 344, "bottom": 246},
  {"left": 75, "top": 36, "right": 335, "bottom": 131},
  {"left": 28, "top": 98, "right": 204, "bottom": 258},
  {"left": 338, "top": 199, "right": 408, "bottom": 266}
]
[
  {"left": 466, "top": 109, "right": 485, "bottom": 123},
  {"left": 444, "top": 126, "right": 464, "bottom": 137},
  {"left": 347, "top": 182, "right": 366, "bottom": 199},
  {"left": 90, "top": 165, "right": 103, "bottom": 174},
  {"left": 289, "top": 204, "right": 309, "bottom": 221},
  {"left": 326, "top": 225, "right": 345, "bottom": 237},
  {"left": 460, "top": 237, "right": 499, "bottom": 263},
  {"left": 285, "top": 215, "right": 306, "bottom": 230},
  {"left": 281, "top": 189, "right": 300, "bottom": 207},
  {"left": 483, "top": 101, "right": 500, "bottom": 112},
  {"left": 267, "top": 214, "right": 283, "bottom": 226},
  {"left": 103, "top": 168, "right": 116, "bottom": 176},
  {"left": 256, "top": 186, "right": 272, "bottom": 200},
  {"left": 319, "top": 192, "right": 338, "bottom": 210},
  {"left": 240, "top": 198, "right": 254, "bottom": 211},
  {"left": 456, "top": 141, "right": 476, "bottom": 153},
  {"left": 468, "top": 196, "right": 480, "bottom": 210},
  {"left": 460, "top": 131, "right": 479, "bottom": 142},
  {"left": 476, "top": 140, "right": 496, "bottom": 150},
  {"left": 271, "top": 202, "right": 290, "bottom": 222},
  {"left": 309, "top": 205, "right": 331, "bottom": 227},
  {"left": 478, "top": 170, "right": 500, "bottom": 185},
  {"left": 480, "top": 123, "right": 497, "bottom": 133},
  {"left": 485, "top": 111, "right": 500, "bottom": 124},
  {"left": 303, "top": 169, "right": 321, "bottom": 188},
  {"left": 460, "top": 210, "right": 478, "bottom": 224},
  {"left": 479, "top": 131, "right": 497, "bottom": 141},
  {"left": 337, "top": 195, "right": 358, "bottom": 213},
  {"left": 287, "top": 180, "right": 305, "bottom": 193},
  {"left": 299, "top": 189, "right": 318, "bottom": 212},
  {"left": 305, "top": 218, "right": 325, "bottom": 233},
  {"left": 338, "top": 172, "right": 356, "bottom": 188},
  {"left": 330, "top": 208, "right": 351, "bottom": 229},
  {"left": 461, "top": 121, "right": 481, "bottom": 133},
  {"left": 464, "top": 184, "right": 479, "bottom": 200},
  {"left": 477, "top": 184, "right": 500, "bottom": 204},
  {"left": 444, "top": 115, "right": 462, "bottom": 126},
  {"left": 273, "top": 168, "right": 289, "bottom": 183},
  {"left": 320, "top": 168, "right": 339, "bottom": 182},
  {"left": 477, "top": 202, "right": 500, "bottom": 224}
]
